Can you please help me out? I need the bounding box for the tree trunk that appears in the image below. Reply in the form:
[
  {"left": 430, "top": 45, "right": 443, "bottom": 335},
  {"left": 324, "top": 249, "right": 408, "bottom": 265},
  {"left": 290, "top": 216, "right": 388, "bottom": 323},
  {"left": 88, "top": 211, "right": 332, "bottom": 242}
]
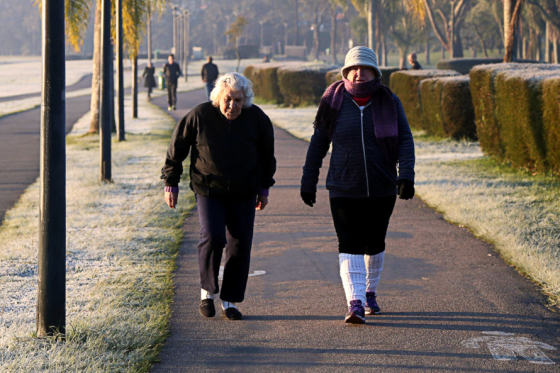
[
  {"left": 375, "top": 0, "right": 382, "bottom": 62},
  {"left": 147, "top": 14, "right": 152, "bottom": 63},
  {"left": 382, "top": 34, "right": 387, "bottom": 66},
  {"left": 132, "top": 56, "right": 138, "bottom": 118},
  {"left": 399, "top": 46, "right": 408, "bottom": 69},
  {"left": 536, "top": 29, "right": 542, "bottom": 61},
  {"left": 546, "top": 21, "right": 551, "bottom": 62},
  {"left": 425, "top": 39, "right": 430, "bottom": 65},
  {"left": 295, "top": 0, "right": 299, "bottom": 46},
  {"left": 367, "top": 0, "right": 376, "bottom": 51},
  {"left": 453, "top": 32, "right": 464, "bottom": 57},
  {"left": 503, "top": 0, "right": 523, "bottom": 62},
  {"left": 330, "top": 7, "right": 337, "bottom": 64},
  {"left": 88, "top": 0, "right": 101, "bottom": 133}
]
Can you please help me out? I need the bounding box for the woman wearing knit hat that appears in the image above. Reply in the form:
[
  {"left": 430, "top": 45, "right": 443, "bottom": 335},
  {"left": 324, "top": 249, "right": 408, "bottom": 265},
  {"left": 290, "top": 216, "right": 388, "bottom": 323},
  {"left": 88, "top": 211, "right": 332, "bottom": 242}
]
[{"left": 300, "top": 46, "right": 416, "bottom": 324}]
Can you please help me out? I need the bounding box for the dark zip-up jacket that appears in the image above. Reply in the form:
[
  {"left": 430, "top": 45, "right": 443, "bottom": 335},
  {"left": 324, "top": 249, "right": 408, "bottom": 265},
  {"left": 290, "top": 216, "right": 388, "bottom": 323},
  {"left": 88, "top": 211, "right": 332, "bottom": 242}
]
[
  {"left": 301, "top": 92, "right": 415, "bottom": 199},
  {"left": 163, "top": 62, "right": 182, "bottom": 84},
  {"left": 161, "top": 102, "right": 276, "bottom": 199},
  {"left": 201, "top": 62, "right": 219, "bottom": 83}
]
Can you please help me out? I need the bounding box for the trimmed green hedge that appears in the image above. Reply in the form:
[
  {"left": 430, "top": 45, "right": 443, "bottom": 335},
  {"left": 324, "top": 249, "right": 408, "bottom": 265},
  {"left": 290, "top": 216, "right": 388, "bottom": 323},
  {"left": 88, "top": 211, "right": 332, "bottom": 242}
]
[
  {"left": 437, "top": 58, "right": 503, "bottom": 74},
  {"left": 420, "top": 76, "right": 476, "bottom": 139},
  {"left": 390, "top": 70, "right": 460, "bottom": 129},
  {"left": 243, "top": 63, "right": 288, "bottom": 104},
  {"left": 277, "top": 64, "right": 338, "bottom": 106},
  {"left": 470, "top": 63, "right": 560, "bottom": 172},
  {"left": 326, "top": 68, "right": 341, "bottom": 86},
  {"left": 542, "top": 77, "right": 560, "bottom": 174},
  {"left": 438, "top": 58, "right": 541, "bottom": 75},
  {"left": 325, "top": 67, "right": 400, "bottom": 87}
]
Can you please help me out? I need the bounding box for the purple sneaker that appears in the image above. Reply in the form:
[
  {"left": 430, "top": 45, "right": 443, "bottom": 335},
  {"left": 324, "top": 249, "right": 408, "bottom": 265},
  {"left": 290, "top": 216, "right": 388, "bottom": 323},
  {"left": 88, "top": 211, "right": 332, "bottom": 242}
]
[
  {"left": 345, "top": 300, "right": 365, "bottom": 324},
  {"left": 365, "top": 292, "right": 381, "bottom": 315}
]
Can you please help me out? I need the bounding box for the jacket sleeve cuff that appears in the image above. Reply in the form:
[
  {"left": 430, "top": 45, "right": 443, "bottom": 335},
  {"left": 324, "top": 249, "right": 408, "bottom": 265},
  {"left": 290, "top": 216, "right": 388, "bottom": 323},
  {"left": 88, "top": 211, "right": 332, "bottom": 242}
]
[
  {"left": 164, "top": 186, "right": 179, "bottom": 193},
  {"left": 258, "top": 189, "right": 269, "bottom": 197},
  {"left": 397, "top": 171, "right": 415, "bottom": 183},
  {"left": 300, "top": 184, "right": 317, "bottom": 193}
]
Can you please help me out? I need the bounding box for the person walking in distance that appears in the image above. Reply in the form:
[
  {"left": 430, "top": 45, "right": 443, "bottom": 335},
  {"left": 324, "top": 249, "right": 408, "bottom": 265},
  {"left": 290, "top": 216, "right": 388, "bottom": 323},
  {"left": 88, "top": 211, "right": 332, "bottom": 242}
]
[
  {"left": 408, "top": 53, "right": 423, "bottom": 70},
  {"left": 161, "top": 72, "right": 276, "bottom": 320},
  {"left": 142, "top": 61, "right": 157, "bottom": 101},
  {"left": 201, "top": 56, "right": 219, "bottom": 101},
  {"left": 300, "top": 46, "right": 416, "bottom": 324},
  {"left": 163, "top": 54, "right": 182, "bottom": 110}
]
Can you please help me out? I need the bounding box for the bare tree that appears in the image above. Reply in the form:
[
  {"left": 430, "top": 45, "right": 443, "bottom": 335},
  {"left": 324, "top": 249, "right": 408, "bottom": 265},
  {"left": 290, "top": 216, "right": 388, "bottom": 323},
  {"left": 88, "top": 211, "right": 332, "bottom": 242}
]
[
  {"left": 423, "top": 0, "right": 470, "bottom": 58},
  {"left": 503, "top": 0, "right": 525, "bottom": 61}
]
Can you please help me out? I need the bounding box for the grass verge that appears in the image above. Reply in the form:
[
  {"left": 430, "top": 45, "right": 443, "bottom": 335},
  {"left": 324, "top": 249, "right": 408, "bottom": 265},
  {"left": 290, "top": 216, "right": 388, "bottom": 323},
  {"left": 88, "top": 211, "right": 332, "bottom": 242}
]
[{"left": 0, "top": 97, "right": 192, "bottom": 371}]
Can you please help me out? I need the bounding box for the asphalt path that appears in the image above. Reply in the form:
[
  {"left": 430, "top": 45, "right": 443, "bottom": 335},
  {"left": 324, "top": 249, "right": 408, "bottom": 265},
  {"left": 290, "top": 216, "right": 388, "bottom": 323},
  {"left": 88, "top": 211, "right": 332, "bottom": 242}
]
[{"left": 151, "top": 89, "right": 559, "bottom": 372}]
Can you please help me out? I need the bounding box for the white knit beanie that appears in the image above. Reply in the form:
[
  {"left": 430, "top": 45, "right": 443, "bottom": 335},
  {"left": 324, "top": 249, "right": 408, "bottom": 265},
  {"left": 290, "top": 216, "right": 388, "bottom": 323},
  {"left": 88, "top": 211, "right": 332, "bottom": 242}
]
[{"left": 341, "top": 46, "right": 382, "bottom": 79}]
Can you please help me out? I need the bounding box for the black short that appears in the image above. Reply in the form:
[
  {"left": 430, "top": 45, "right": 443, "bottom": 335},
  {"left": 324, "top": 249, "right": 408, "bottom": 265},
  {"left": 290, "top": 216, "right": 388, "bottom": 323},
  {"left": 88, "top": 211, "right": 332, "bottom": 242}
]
[{"left": 329, "top": 195, "right": 396, "bottom": 255}]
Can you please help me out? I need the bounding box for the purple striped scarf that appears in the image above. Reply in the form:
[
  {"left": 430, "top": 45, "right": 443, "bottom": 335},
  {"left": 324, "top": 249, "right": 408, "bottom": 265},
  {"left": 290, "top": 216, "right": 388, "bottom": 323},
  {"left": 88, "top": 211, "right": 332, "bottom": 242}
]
[{"left": 314, "top": 77, "right": 399, "bottom": 166}]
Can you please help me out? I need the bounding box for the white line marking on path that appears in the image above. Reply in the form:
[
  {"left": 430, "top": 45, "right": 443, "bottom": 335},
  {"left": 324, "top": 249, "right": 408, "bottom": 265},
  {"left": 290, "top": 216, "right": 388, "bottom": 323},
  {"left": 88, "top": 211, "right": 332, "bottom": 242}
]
[
  {"left": 218, "top": 266, "right": 266, "bottom": 280},
  {"left": 462, "top": 331, "right": 556, "bottom": 365}
]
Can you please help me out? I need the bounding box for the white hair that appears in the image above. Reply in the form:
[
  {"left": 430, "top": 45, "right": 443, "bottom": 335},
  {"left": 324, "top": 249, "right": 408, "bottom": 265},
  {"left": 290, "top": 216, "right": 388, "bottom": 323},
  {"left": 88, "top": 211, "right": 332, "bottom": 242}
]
[{"left": 210, "top": 72, "right": 254, "bottom": 108}]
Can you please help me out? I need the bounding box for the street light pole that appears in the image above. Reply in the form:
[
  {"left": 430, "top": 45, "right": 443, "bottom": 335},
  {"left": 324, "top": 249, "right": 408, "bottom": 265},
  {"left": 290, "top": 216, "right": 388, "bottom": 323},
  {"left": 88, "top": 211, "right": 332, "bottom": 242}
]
[
  {"left": 184, "top": 10, "right": 189, "bottom": 82},
  {"left": 172, "top": 6, "right": 177, "bottom": 55},
  {"left": 37, "top": 0, "right": 66, "bottom": 338},
  {"left": 116, "top": 0, "right": 125, "bottom": 141},
  {"left": 99, "top": 0, "right": 112, "bottom": 181},
  {"left": 284, "top": 22, "right": 288, "bottom": 54},
  {"left": 259, "top": 20, "right": 264, "bottom": 49}
]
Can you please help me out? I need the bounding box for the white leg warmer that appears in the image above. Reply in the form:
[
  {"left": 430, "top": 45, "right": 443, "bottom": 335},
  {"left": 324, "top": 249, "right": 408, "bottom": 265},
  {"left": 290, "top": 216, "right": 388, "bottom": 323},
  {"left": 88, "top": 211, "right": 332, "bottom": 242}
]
[
  {"left": 222, "top": 301, "right": 237, "bottom": 310},
  {"left": 365, "top": 252, "right": 385, "bottom": 294},
  {"left": 339, "top": 253, "right": 366, "bottom": 307},
  {"left": 201, "top": 289, "right": 215, "bottom": 300}
]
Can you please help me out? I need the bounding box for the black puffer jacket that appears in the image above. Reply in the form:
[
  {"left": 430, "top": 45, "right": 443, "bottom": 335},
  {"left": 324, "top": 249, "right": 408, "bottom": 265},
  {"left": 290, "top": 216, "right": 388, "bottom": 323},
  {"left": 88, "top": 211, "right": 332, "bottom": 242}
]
[{"left": 161, "top": 102, "right": 276, "bottom": 198}]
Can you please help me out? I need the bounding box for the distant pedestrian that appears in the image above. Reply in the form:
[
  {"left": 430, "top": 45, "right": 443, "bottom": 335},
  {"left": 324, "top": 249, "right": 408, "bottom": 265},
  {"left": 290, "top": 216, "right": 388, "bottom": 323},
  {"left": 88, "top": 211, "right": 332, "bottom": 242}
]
[
  {"left": 161, "top": 72, "right": 276, "bottom": 321},
  {"left": 201, "top": 56, "right": 219, "bottom": 101},
  {"left": 142, "top": 62, "right": 157, "bottom": 101},
  {"left": 300, "top": 46, "right": 416, "bottom": 324},
  {"left": 408, "top": 53, "right": 422, "bottom": 70},
  {"left": 163, "top": 54, "right": 182, "bottom": 111}
]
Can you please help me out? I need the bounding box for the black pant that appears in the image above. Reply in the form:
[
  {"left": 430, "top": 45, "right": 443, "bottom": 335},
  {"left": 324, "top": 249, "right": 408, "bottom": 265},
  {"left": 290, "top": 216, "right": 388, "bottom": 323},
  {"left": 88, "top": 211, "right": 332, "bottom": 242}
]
[
  {"left": 197, "top": 195, "right": 256, "bottom": 303},
  {"left": 167, "top": 81, "right": 177, "bottom": 107},
  {"left": 330, "top": 195, "right": 396, "bottom": 255}
]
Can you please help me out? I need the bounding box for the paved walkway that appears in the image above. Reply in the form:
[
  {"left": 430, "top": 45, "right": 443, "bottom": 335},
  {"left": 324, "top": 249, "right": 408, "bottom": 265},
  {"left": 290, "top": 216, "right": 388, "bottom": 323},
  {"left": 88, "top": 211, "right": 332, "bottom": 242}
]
[{"left": 154, "top": 89, "right": 559, "bottom": 372}]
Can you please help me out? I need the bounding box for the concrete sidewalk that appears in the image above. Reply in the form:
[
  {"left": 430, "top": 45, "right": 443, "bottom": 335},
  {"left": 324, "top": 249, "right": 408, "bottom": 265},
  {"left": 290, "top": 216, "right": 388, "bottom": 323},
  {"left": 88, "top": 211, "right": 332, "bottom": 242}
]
[{"left": 151, "top": 89, "right": 559, "bottom": 372}]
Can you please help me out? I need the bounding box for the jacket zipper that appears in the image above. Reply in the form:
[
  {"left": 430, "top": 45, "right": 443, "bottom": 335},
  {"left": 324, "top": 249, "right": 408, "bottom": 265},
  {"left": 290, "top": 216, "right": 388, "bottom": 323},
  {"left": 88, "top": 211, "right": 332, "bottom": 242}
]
[{"left": 353, "top": 100, "right": 372, "bottom": 197}]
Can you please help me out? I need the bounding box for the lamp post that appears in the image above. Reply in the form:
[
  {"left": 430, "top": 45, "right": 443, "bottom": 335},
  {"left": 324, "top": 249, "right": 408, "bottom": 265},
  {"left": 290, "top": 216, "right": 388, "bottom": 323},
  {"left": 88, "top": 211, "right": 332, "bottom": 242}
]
[
  {"left": 37, "top": 0, "right": 66, "bottom": 338},
  {"left": 99, "top": 0, "right": 112, "bottom": 182},
  {"left": 284, "top": 22, "right": 288, "bottom": 53},
  {"left": 172, "top": 5, "right": 178, "bottom": 54},
  {"left": 259, "top": 20, "right": 264, "bottom": 49},
  {"left": 116, "top": 0, "right": 124, "bottom": 141},
  {"left": 184, "top": 10, "right": 189, "bottom": 82}
]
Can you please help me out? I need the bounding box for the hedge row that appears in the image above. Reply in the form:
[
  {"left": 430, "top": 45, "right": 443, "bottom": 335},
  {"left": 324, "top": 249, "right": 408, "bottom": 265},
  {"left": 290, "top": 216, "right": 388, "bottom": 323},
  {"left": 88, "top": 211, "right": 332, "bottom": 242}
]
[
  {"left": 470, "top": 63, "right": 560, "bottom": 173},
  {"left": 390, "top": 70, "right": 460, "bottom": 129},
  {"left": 420, "top": 76, "right": 476, "bottom": 139},
  {"left": 243, "top": 63, "right": 290, "bottom": 104},
  {"left": 325, "top": 67, "right": 400, "bottom": 87},
  {"left": 437, "top": 57, "right": 541, "bottom": 75},
  {"left": 277, "top": 64, "right": 338, "bottom": 106}
]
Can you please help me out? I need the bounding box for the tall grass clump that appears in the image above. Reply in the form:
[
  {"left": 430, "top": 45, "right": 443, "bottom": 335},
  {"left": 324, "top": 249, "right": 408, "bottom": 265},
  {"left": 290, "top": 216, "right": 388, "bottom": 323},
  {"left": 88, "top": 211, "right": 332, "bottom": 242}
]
[
  {"left": 0, "top": 98, "right": 192, "bottom": 372},
  {"left": 390, "top": 70, "right": 460, "bottom": 129}
]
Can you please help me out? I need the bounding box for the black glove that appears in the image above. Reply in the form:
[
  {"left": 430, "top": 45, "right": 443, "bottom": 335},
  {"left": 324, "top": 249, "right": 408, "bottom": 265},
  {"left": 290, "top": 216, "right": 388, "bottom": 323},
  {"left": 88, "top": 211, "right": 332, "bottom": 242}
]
[
  {"left": 397, "top": 179, "right": 415, "bottom": 200},
  {"left": 300, "top": 191, "right": 316, "bottom": 207}
]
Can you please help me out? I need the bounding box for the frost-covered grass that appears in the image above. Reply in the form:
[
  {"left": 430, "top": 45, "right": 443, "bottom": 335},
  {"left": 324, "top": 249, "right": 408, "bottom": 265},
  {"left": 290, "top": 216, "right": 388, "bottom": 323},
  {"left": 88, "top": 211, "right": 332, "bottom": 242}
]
[
  {"left": 0, "top": 96, "right": 192, "bottom": 371},
  {"left": 264, "top": 105, "right": 560, "bottom": 306}
]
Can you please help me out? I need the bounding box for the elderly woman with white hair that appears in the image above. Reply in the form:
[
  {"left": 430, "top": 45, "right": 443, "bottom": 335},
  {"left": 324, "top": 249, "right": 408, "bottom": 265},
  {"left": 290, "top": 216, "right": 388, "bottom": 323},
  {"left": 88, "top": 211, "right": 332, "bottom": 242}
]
[{"left": 161, "top": 72, "right": 276, "bottom": 320}]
